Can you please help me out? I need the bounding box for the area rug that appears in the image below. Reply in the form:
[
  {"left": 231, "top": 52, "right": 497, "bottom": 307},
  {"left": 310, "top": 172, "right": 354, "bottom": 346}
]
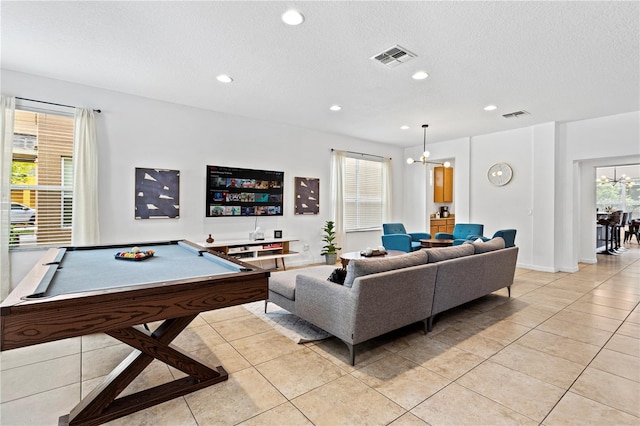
[{"left": 243, "top": 301, "right": 331, "bottom": 344}]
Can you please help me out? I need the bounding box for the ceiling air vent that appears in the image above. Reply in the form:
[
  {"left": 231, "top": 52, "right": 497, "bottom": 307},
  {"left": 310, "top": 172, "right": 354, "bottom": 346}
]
[
  {"left": 371, "top": 45, "right": 417, "bottom": 68},
  {"left": 502, "top": 110, "right": 530, "bottom": 119}
]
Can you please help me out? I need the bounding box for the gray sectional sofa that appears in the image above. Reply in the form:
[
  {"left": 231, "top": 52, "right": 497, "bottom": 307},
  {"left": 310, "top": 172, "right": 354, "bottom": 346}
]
[{"left": 266, "top": 237, "right": 518, "bottom": 365}]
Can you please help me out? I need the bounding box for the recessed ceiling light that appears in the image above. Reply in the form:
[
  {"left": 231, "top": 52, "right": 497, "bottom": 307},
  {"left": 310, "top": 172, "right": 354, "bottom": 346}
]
[
  {"left": 329, "top": 105, "right": 342, "bottom": 111},
  {"left": 484, "top": 104, "right": 498, "bottom": 111},
  {"left": 412, "top": 71, "right": 429, "bottom": 80},
  {"left": 216, "top": 74, "right": 233, "bottom": 83},
  {"left": 282, "top": 10, "right": 304, "bottom": 25},
  {"left": 400, "top": 125, "right": 410, "bottom": 130}
]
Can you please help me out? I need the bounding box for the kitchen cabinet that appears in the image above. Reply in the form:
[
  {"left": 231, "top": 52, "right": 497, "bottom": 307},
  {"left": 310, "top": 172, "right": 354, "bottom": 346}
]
[
  {"left": 430, "top": 214, "right": 455, "bottom": 237},
  {"left": 434, "top": 166, "right": 453, "bottom": 203}
]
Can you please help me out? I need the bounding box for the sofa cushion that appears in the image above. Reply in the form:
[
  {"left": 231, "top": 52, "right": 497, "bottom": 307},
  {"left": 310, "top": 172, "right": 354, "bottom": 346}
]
[
  {"left": 269, "top": 265, "right": 336, "bottom": 300},
  {"left": 426, "top": 244, "right": 474, "bottom": 263},
  {"left": 472, "top": 236, "right": 505, "bottom": 254},
  {"left": 343, "top": 249, "right": 429, "bottom": 288}
]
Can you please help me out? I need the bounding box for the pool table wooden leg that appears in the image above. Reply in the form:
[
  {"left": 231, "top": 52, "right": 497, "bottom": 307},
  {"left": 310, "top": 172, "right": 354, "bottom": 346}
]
[{"left": 62, "top": 315, "right": 228, "bottom": 426}]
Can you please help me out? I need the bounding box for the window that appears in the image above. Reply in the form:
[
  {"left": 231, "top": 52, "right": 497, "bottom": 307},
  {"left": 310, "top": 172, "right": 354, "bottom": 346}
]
[
  {"left": 596, "top": 165, "right": 640, "bottom": 219},
  {"left": 62, "top": 157, "right": 73, "bottom": 228},
  {"left": 10, "top": 110, "right": 75, "bottom": 248},
  {"left": 344, "top": 155, "right": 387, "bottom": 231}
]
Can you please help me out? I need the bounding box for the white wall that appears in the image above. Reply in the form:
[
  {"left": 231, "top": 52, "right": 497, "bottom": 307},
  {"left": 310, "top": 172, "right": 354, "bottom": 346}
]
[
  {"left": 403, "top": 112, "right": 640, "bottom": 272},
  {"left": 4, "top": 70, "right": 405, "bottom": 288}
]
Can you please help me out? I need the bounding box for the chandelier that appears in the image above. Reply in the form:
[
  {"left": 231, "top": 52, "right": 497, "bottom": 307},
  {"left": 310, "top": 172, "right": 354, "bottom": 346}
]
[
  {"left": 406, "top": 124, "right": 451, "bottom": 167},
  {"left": 598, "top": 167, "right": 635, "bottom": 188}
]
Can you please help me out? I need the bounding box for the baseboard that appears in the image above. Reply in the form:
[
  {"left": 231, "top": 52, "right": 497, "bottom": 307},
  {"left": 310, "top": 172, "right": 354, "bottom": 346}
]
[{"left": 516, "top": 262, "right": 559, "bottom": 273}]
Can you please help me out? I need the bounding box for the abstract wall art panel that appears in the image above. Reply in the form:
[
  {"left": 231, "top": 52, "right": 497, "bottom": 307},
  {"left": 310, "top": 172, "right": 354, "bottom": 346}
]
[
  {"left": 294, "top": 177, "right": 319, "bottom": 215},
  {"left": 135, "top": 168, "right": 180, "bottom": 219}
]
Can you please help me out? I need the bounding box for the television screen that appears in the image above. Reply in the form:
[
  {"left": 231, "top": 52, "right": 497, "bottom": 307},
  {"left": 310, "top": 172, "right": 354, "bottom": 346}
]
[{"left": 206, "top": 165, "right": 284, "bottom": 217}]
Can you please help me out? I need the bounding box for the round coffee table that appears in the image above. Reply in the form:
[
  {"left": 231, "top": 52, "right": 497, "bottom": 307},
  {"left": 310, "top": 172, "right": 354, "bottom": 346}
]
[
  {"left": 420, "top": 239, "right": 454, "bottom": 248},
  {"left": 339, "top": 250, "right": 405, "bottom": 268}
]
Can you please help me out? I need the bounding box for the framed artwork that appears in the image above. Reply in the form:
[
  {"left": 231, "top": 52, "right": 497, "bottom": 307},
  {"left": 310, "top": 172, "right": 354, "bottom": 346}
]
[
  {"left": 294, "top": 177, "right": 319, "bottom": 215},
  {"left": 135, "top": 168, "right": 180, "bottom": 219}
]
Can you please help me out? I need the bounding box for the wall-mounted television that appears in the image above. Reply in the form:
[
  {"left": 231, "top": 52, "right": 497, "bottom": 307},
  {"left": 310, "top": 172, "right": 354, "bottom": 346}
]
[{"left": 206, "top": 165, "right": 284, "bottom": 217}]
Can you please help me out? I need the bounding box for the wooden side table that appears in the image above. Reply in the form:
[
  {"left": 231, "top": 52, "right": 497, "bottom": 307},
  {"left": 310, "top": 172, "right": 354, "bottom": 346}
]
[{"left": 420, "top": 239, "right": 454, "bottom": 248}]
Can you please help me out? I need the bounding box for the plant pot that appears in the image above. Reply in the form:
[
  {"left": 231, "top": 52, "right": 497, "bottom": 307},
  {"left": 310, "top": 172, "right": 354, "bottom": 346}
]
[{"left": 324, "top": 253, "right": 337, "bottom": 265}]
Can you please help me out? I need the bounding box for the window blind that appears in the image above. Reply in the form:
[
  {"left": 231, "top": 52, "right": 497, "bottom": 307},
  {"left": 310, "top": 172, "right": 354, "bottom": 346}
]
[
  {"left": 344, "top": 156, "right": 384, "bottom": 231},
  {"left": 10, "top": 110, "right": 75, "bottom": 248}
]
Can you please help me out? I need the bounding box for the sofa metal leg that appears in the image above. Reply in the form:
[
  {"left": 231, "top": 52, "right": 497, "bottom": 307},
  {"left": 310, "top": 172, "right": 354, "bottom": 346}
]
[
  {"left": 264, "top": 300, "right": 268, "bottom": 313},
  {"left": 343, "top": 341, "right": 355, "bottom": 366},
  {"left": 507, "top": 286, "right": 511, "bottom": 298},
  {"left": 427, "top": 316, "right": 433, "bottom": 332}
]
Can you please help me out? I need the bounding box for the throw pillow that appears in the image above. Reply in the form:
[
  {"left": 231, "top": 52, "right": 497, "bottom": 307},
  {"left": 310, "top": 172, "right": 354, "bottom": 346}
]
[
  {"left": 327, "top": 267, "right": 347, "bottom": 285},
  {"left": 343, "top": 249, "right": 429, "bottom": 288},
  {"left": 426, "top": 244, "right": 474, "bottom": 263},
  {"left": 473, "top": 236, "right": 505, "bottom": 254}
]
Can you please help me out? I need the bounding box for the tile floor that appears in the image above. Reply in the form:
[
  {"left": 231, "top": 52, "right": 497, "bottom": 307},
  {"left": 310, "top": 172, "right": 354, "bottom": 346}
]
[{"left": 1, "top": 245, "right": 639, "bottom": 425}]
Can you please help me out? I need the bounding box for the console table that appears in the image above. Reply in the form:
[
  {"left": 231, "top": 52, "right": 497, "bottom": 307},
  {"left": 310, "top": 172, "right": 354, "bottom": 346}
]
[{"left": 197, "top": 237, "right": 298, "bottom": 270}]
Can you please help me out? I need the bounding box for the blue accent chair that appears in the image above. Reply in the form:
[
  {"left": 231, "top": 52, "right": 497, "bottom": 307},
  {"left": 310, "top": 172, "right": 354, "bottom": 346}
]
[
  {"left": 435, "top": 223, "right": 484, "bottom": 246},
  {"left": 468, "top": 229, "right": 517, "bottom": 248},
  {"left": 381, "top": 223, "right": 431, "bottom": 252}
]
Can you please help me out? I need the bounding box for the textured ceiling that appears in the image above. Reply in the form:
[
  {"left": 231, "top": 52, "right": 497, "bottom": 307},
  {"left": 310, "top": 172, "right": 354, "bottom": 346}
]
[{"left": 2, "top": 1, "right": 638, "bottom": 146}]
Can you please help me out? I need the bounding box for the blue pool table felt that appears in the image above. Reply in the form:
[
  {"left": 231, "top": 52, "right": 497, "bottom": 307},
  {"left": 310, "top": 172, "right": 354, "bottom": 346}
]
[{"left": 39, "top": 242, "right": 244, "bottom": 297}]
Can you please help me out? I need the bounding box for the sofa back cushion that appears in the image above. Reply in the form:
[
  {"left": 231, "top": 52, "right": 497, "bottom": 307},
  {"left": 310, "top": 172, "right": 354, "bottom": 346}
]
[
  {"left": 343, "top": 249, "right": 429, "bottom": 288},
  {"left": 470, "top": 236, "right": 505, "bottom": 254},
  {"left": 426, "top": 244, "right": 474, "bottom": 263}
]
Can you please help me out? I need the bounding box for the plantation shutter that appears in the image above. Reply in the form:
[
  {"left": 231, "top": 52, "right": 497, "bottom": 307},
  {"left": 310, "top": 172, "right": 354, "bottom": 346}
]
[
  {"left": 10, "top": 109, "right": 75, "bottom": 248},
  {"left": 344, "top": 155, "right": 384, "bottom": 231}
]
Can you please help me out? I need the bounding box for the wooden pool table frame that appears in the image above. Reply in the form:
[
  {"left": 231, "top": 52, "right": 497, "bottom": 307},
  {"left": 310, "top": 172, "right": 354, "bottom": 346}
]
[{"left": 0, "top": 240, "right": 270, "bottom": 426}]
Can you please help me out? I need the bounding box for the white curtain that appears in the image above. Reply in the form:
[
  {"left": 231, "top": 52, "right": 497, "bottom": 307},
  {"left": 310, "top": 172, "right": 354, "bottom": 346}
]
[
  {"left": 72, "top": 108, "right": 100, "bottom": 245},
  {"left": 330, "top": 150, "right": 347, "bottom": 252},
  {"left": 382, "top": 157, "right": 392, "bottom": 222},
  {"left": 1, "top": 96, "right": 15, "bottom": 300}
]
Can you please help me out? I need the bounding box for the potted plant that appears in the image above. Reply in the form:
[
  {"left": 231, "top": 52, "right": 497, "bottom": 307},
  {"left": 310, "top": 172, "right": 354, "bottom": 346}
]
[{"left": 321, "top": 220, "right": 341, "bottom": 265}]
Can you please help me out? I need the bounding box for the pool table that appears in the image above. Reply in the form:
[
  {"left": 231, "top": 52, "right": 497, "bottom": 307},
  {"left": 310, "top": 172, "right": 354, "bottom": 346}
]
[{"left": 0, "top": 240, "right": 270, "bottom": 426}]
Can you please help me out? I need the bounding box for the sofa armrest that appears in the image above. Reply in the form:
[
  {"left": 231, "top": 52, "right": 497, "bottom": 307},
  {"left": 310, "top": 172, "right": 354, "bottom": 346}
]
[
  {"left": 434, "top": 232, "right": 454, "bottom": 239},
  {"left": 295, "top": 275, "right": 355, "bottom": 341},
  {"left": 409, "top": 232, "right": 431, "bottom": 241}
]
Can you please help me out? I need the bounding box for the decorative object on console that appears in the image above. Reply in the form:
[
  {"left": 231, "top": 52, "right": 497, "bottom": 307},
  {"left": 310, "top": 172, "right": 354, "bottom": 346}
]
[
  {"left": 487, "top": 163, "right": 513, "bottom": 186},
  {"left": 135, "top": 168, "right": 180, "bottom": 219},
  {"left": 321, "top": 220, "right": 341, "bottom": 265},
  {"left": 250, "top": 227, "right": 265, "bottom": 241},
  {"left": 206, "top": 234, "right": 214, "bottom": 243},
  {"left": 294, "top": 177, "right": 320, "bottom": 215},
  {"left": 406, "top": 124, "right": 451, "bottom": 168}
]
